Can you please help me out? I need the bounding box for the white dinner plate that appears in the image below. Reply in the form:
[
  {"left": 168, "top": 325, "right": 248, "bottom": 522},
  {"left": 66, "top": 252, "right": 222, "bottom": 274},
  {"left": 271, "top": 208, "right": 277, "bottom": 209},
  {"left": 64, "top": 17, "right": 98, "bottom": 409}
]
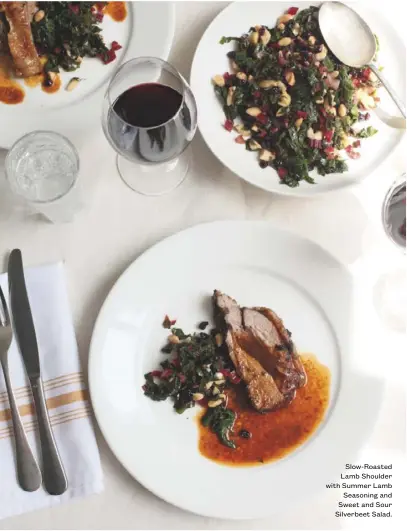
[
  {"left": 89, "top": 221, "right": 384, "bottom": 519},
  {"left": 0, "top": 2, "right": 175, "bottom": 148},
  {"left": 190, "top": 2, "right": 405, "bottom": 196}
]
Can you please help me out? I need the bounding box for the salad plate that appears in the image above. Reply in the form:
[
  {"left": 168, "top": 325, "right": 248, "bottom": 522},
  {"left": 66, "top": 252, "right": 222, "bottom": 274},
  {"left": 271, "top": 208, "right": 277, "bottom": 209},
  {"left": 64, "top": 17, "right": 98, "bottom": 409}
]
[
  {"left": 0, "top": 2, "right": 175, "bottom": 148},
  {"left": 89, "top": 221, "right": 384, "bottom": 518},
  {"left": 190, "top": 1, "right": 405, "bottom": 196}
]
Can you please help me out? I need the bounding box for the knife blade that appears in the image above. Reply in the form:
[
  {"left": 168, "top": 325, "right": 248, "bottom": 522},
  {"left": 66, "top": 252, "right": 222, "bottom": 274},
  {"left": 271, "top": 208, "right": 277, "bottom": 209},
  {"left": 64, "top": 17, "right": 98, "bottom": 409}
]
[{"left": 8, "top": 249, "right": 68, "bottom": 495}]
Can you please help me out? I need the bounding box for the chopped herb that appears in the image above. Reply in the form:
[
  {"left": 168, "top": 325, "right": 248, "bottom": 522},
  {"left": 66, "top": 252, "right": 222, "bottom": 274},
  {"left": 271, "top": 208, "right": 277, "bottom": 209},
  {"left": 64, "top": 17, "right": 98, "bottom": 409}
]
[
  {"left": 354, "top": 126, "right": 378, "bottom": 138},
  {"left": 202, "top": 407, "right": 237, "bottom": 448}
]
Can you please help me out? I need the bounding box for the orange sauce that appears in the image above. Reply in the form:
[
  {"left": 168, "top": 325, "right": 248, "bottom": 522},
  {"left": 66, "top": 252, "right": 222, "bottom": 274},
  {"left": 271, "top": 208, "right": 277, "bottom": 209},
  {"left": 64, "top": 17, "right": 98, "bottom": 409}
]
[
  {"left": 104, "top": 1, "right": 127, "bottom": 22},
  {"left": 42, "top": 74, "right": 61, "bottom": 94},
  {"left": 24, "top": 56, "right": 47, "bottom": 88},
  {"left": 0, "top": 59, "right": 25, "bottom": 105},
  {"left": 198, "top": 355, "right": 330, "bottom": 466},
  {"left": 24, "top": 73, "right": 43, "bottom": 88}
]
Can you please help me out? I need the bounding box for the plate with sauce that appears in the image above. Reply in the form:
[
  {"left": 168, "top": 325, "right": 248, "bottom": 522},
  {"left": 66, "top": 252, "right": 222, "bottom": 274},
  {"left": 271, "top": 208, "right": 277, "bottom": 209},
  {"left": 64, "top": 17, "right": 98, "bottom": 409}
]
[
  {"left": 89, "top": 221, "right": 384, "bottom": 519},
  {"left": 0, "top": 2, "right": 175, "bottom": 148}
]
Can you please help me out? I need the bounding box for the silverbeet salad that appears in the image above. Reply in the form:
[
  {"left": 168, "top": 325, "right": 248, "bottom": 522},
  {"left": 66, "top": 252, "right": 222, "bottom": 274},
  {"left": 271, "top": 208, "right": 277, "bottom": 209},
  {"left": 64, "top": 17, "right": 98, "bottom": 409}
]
[
  {"left": 213, "top": 5, "right": 380, "bottom": 187},
  {"left": 32, "top": 2, "right": 122, "bottom": 75},
  {"left": 143, "top": 316, "right": 242, "bottom": 448}
]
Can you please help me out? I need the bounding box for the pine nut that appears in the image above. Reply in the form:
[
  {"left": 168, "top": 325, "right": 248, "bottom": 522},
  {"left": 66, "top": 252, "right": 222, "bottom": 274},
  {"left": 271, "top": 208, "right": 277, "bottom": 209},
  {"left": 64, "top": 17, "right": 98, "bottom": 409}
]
[
  {"left": 34, "top": 10, "right": 45, "bottom": 22},
  {"left": 212, "top": 75, "right": 225, "bottom": 87},
  {"left": 192, "top": 393, "right": 204, "bottom": 401}
]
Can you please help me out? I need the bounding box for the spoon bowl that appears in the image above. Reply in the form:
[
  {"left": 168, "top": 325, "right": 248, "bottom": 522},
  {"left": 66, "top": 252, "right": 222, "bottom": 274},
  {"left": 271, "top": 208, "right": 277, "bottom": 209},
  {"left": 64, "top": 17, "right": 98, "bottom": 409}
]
[
  {"left": 319, "top": 2, "right": 376, "bottom": 67},
  {"left": 319, "top": 1, "right": 406, "bottom": 120}
]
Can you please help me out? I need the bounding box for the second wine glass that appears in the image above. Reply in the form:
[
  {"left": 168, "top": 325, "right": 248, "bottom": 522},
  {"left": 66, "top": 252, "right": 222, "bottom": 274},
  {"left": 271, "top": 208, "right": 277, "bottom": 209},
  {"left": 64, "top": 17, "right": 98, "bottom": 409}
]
[{"left": 102, "top": 57, "right": 197, "bottom": 196}]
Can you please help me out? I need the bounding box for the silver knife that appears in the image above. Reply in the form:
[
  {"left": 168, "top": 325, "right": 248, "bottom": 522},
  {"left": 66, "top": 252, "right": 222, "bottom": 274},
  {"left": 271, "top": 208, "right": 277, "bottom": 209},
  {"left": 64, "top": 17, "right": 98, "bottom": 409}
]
[{"left": 8, "top": 249, "right": 68, "bottom": 495}]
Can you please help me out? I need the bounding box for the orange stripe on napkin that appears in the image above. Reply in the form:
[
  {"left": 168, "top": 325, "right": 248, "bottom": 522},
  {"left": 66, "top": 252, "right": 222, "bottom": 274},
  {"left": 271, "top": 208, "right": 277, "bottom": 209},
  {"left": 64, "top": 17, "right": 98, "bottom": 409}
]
[
  {"left": 0, "top": 389, "right": 89, "bottom": 423},
  {"left": 0, "top": 372, "right": 84, "bottom": 404},
  {"left": 0, "top": 405, "right": 91, "bottom": 440}
]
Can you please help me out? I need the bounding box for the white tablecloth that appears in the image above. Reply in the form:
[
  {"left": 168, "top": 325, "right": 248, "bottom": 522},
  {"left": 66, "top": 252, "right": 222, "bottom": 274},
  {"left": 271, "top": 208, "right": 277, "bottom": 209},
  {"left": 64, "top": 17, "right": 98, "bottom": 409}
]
[{"left": 0, "top": 2, "right": 405, "bottom": 529}]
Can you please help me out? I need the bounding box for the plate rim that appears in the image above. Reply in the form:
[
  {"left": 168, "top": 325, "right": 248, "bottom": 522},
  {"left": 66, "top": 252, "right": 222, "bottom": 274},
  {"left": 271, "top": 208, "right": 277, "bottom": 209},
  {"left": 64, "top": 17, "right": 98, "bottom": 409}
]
[
  {"left": 88, "top": 220, "right": 383, "bottom": 519},
  {"left": 190, "top": 1, "right": 405, "bottom": 197}
]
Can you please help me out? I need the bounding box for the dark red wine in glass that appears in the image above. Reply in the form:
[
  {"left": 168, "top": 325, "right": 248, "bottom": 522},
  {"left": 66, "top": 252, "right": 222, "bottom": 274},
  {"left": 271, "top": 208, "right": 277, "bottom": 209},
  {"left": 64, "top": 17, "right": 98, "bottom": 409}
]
[
  {"left": 108, "top": 82, "right": 192, "bottom": 164},
  {"left": 102, "top": 57, "right": 197, "bottom": 195}
]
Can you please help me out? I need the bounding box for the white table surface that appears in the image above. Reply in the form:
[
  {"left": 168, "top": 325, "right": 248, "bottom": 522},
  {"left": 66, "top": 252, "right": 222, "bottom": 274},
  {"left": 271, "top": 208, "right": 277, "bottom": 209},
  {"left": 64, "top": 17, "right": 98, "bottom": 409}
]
[{"left": 0, "top": 2, "right": 405, "bottom": 529}]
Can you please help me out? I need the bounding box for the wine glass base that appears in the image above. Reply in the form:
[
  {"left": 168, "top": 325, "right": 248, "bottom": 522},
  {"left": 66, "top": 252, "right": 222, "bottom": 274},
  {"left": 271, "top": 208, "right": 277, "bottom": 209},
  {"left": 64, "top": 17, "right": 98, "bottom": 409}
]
[{"left": 116, "top": 150, "right": 191, "bottom": 196}]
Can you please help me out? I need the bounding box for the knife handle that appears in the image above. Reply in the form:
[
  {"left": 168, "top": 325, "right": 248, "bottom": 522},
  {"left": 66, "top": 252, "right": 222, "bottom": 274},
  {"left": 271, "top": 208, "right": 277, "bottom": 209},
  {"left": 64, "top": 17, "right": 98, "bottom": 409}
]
[
  {"left": 31, "top": 378, "right": 68, "bottom": 495},
  {"left": 0, "top": 359, "right": 42, "bottom": 492}
]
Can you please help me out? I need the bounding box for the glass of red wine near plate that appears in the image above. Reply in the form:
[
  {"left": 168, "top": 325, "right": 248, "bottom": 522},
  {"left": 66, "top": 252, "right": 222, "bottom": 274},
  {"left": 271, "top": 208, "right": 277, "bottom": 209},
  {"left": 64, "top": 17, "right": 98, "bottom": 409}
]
[{"left": 102, "top": 57, "right": 197, "bottom": 196}]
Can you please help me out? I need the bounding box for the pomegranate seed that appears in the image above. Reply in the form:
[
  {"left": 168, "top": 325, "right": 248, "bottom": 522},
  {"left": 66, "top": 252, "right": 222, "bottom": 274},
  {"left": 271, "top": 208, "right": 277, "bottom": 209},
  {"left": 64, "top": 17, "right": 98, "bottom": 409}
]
[
  {"left": 364, "top": 112, "right": 371, "bottom": 120},
  {"left": 151, "top": 370, "right": 162, "bottom": 378},
  {"left": 161, "top": 369, "right": 173, "bottom": 379},
  {"left": 111, "top": 41, "right": 122, "bottom": 51},
  {"left": 223, "top": 72, "right": 231, "bottom": 80},
  {"left": 235, "top": 135, "right": 245, "bottom": 144},
  {"left": 353, "top": 140, "right": 361, "bottom": 148},
  {"left": 54, "top": 47, "right": 61, "bottom": 54},
  {"left": 287, "top": 7, "right": 299, "bottom": 15},
  {"left": 224, "top": 119, "right": 233, "bottom": 132},
  {"left": 361, "top": 68, "right": 370, "bottom": 80},
  {"left": 179, "top": 374, "right": 186, "bottom": 383},
  {"left": 253, "top": 90, "right": 261, "bottom": 98},
  {"left": 296, "top": 110, "right": 308, "bottom": 119},
  {"left": 230, "top": 374, "right": 241, "bottom": 384},
  {"left": 69, "top": 4, "right": 79, "bottom": 15},
  {"left": 258, "top": 130, "right": 267, "bottom": 138},
  {"left": 324, "top": 146, "right": 335, "bottom": 154},
  {"left": 278, "top": 167, "right": 288, "bottom": 179},
  {"left": 345, "top": 145, "right": 353, "bottom": 153},
  {"left": 271, "top": 127, "right": 279, "bottom": 133},
  {"left": 96, "top": 12, "right": 104, "bottom": 22},
  {"left": 142, "top": 384, "right": 147, "bottom": 391},
  {"left": 324, "top": 130, "right": 334, "bottom": 143},
  {"left": 171, "top": 358, "right": 180, "bottom": 368},
  {"left": 348, "top": 150, "right": 361, "bottom": 159},
  {"left": 257, "top": 113, "right": 268, "bottom": 124}
]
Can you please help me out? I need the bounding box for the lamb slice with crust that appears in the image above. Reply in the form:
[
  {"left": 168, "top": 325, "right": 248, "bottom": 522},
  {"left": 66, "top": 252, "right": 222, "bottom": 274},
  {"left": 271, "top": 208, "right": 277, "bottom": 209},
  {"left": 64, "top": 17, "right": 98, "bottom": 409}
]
[
  {"left": 3, "top": 2, "right": 42, "bottom": 77},
  {"left": 213, "top": 290, "right": 287, "bottom": 411},
  {"left": 213, "top": 290, "right": 307, "bottom": 412},
  {"left": 243, "top": 307, "right": 307, "bottom": 394}
]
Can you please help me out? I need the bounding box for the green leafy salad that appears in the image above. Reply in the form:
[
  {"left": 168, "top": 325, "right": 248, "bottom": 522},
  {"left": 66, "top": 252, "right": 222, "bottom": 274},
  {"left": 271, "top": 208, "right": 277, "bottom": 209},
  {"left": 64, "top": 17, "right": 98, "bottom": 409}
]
[
  {"left": 142, "top": 317, "right": 241, "bottom": 448},
  {"left": 213, "top": 5, "right": 380, "bottom": 187}
]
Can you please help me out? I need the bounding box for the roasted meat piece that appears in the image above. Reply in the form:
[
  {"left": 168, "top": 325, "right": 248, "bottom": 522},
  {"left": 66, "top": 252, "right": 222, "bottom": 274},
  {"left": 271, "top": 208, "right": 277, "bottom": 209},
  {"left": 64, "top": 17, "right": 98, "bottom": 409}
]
[
  {"left": 3, "top": 2, "right": 41, "bottom": 77},
  {"left": 213, "top": 290, "right": 307, "bottom": 411}
]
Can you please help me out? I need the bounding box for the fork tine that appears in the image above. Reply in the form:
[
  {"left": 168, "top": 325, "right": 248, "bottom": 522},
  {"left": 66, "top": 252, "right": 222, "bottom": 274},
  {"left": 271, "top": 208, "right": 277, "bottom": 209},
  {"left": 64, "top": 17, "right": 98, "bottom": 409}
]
[{"left": 0, "top": 285, "right": 10, "bottom": 327}]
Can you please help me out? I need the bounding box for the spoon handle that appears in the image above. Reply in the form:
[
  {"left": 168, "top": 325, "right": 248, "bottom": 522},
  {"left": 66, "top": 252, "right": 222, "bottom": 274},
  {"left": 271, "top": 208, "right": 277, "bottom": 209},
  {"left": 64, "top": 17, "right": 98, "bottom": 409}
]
[{"left": 369, "top": 63, "right": 406, "bottom": 119}]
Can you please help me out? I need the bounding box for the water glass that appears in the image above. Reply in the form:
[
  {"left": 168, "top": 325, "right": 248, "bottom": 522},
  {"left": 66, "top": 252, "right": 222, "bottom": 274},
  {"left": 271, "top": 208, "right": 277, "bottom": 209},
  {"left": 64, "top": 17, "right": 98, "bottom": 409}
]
[{"left": 5, "top": 131, "right": 81, "bottom": 223}]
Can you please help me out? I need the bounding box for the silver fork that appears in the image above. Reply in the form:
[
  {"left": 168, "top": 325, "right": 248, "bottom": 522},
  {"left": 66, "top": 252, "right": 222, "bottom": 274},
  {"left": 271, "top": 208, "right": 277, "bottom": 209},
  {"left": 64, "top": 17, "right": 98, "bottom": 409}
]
[{"left": 0, "top": 286, "right": 42, "bottom": 492}]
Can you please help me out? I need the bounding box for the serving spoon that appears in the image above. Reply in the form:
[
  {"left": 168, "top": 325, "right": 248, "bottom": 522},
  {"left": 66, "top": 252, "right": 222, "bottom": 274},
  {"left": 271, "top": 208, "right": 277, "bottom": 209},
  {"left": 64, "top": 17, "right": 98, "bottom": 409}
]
[{"left": 319, "top": 2, "right": 406, "bottom": 125}]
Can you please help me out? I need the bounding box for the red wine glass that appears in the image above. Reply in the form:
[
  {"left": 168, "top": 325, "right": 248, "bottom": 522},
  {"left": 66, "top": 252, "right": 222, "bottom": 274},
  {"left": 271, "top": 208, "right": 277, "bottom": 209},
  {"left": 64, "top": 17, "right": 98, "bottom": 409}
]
[{"left": 102, "top": 57, "right": 197, "bottom": 195}]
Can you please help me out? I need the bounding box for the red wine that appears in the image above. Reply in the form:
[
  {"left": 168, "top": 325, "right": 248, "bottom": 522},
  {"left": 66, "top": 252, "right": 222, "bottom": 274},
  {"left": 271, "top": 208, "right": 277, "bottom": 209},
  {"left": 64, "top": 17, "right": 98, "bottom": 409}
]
[
  {"left": 108, "top": 83, "right": 191, "bottom": 163},
  {"left": 113, "top": 83, "right": 182, "bottom": 128}
]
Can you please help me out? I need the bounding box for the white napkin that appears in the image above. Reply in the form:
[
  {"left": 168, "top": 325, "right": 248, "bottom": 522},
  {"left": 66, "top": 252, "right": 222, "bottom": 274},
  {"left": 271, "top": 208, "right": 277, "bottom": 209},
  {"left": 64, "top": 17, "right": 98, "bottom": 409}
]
[{"left": 0, "top": 263, "right": 103, "bottom": 520}]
